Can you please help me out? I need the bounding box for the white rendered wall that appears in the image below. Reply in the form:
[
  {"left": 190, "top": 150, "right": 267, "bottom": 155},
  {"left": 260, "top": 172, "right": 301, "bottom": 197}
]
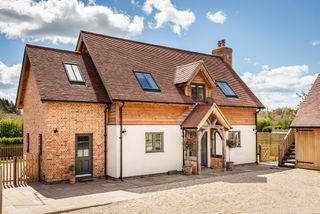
[
  {"left": 107, "top": 125, "right": 183, "bottom": 178},
  {"left": 107, "top": 125, "right": 120, "bottom": 178},
  {"left": 226, "top": 125, "right": 256, "bottom": 165}
]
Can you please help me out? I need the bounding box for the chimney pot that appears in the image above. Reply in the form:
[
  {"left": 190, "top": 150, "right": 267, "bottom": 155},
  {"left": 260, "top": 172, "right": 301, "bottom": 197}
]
[
  {"left": 218, "top": 40, "right": 222, "bottom": 47},
  {"left": 221, "top": 39, "right": 226, "bottom": 47}
]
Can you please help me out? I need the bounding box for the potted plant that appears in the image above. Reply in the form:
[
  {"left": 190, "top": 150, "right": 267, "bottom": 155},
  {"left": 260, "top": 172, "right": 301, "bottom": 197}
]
[
  {"left": 226, "top": 139, "right": 238, "bottom": 171},
  {"left": 183, "top": 133, "right": 196, "bottom": 175},
  {"left": 67, "top": 164, "right": 76, "bottom": 184}
]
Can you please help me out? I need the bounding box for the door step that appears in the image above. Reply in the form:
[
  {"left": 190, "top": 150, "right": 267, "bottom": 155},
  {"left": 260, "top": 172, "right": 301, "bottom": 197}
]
[{"left": 77, "top": 177, "right": 94, "bottom": 182}]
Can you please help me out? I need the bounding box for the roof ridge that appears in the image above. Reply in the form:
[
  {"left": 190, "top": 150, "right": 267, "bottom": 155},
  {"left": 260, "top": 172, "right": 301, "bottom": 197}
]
[
  {"left": 26, "top": 44, "right": 82, "bottom": 55},
  {"left": 80, "top": 31, "right": 219, "bottom": 58}
]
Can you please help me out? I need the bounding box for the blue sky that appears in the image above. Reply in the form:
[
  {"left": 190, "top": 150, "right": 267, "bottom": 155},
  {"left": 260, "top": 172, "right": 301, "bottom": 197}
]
[{"left": 0, "top": 0, "right": 319, "bottom": 108}]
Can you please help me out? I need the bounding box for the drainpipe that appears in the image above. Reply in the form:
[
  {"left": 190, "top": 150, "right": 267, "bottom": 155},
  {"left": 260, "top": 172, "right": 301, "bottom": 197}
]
[
  {"left": 104, "top": 104, "right": 110, "bottom": 179},
  {"left": 119, "top": 101, "right": 125, "bottom": 181},
  {"left": 182, "top": 129, "right": 184, "bottom": 168},
  {"left": 255, "top": 109, "right": 261, "bottom": 164}
]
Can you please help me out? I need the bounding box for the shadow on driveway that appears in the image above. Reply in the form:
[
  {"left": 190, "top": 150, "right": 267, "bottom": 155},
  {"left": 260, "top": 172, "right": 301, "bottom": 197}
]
[{"left": 27, "top": 163, "right": 291, "bottom": 199}]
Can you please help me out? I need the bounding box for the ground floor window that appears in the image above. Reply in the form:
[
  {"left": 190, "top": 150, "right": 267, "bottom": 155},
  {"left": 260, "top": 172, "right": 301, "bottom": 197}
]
[
  {"left": 228, "top": 131, "right": 241, "bottom": 147},
  {"left": 145, "top": 132, "right": 163, "bottom": 152}
]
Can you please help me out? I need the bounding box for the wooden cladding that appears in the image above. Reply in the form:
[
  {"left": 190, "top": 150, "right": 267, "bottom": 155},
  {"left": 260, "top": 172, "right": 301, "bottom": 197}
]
[
  {"left": 108, "top": 102, "right": 257, "bottom": 126},
  {"left": 295, "top": 128, "right": 320, "bottom": 169},
  {"left": 220, "top": 107, "right": 256, "bottom": 125},
  {"left": 108, "top": 102, "right": 193, "bottom": 125}
]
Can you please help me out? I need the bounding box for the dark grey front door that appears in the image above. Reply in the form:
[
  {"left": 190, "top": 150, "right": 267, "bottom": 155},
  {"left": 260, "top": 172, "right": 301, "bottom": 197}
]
[
  {"left": 201, "top": 132, "right": 208, "bottom": 167},
  {"left": 75, "top": 134, "right": 92, "bottom": 177}
]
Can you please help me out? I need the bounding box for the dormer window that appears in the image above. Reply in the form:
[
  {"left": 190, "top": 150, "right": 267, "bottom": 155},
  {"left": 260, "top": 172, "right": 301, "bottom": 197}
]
[
  {"left": 216, "top": 81, "right": 237, "bottom": 97},
  {"left": 63, "top": 63, "right": 85, "bottom": 84},
  {"left": 191, "top": 83, "right": 205, "bottom": 102},
  {"left": 134, "top": 71, "right": 160, "bottom": 91}
]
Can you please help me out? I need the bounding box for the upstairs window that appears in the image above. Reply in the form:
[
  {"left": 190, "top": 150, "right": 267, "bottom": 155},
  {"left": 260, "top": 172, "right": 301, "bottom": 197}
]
[
  {"left": 191, "top": 83, "right": 205, "bottom": 102},
  {"left": 134, "top": 71, "right": 160, "bottom": 91},
  {"left": 216, "top": 81, "right": 237, "bottom": 97},
  {"left": 63, "top": 63, "right": 85, "bottom": 84}
]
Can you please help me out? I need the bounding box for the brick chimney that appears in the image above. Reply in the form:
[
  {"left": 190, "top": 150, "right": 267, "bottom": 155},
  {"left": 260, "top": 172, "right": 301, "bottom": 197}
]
[{"left": 212, "top": 39, "right": 232, "bottom": 66}]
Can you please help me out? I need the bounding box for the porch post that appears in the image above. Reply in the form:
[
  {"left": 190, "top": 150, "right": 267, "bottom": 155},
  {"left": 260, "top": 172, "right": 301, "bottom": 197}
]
[
  {"left": 207, "top": 127, "right": 211, "bottom": 168},
  {"left": 197, "top": 130, "right": 202, "bottom": 174},
  {"left": 222, "top": 128, "right": 227, "bottom": 171}
]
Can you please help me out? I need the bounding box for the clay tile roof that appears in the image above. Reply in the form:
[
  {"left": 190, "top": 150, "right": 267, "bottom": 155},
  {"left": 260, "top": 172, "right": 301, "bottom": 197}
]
[
  {"left": 181, "top": 98, "right": 231, "bottom": 129},
  {"left": 79, "top": 31, "right": 264, "bottom": 108},
  {"left": 291, "top": 74, "right": 320, "bottom": 127},
  {"left": 23, "top": 44, "right": 110, "bottom": 104},
  {"left": 174, "top": 60, "right": 204, "bottom": 84}
]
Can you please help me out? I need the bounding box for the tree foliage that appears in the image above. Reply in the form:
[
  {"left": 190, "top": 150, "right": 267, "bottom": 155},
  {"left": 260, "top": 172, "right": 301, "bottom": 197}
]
[
  {"left": 258, "top": 107, "right": 296, "bottom": 131},
  {"left": 0, "top": 119, "right": 23, "bottom": 138}
]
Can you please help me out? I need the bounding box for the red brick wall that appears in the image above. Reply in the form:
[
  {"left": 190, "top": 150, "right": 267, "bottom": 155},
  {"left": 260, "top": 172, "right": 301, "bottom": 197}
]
[
  {"left": 23, "top": 68, "right": 46, "bottom": 157},
  {"left": 44, "top": 102, "right": 105, "bottom": 182},
  {"left": 23, "top": 68, "right": 106, "bottom": 182}
]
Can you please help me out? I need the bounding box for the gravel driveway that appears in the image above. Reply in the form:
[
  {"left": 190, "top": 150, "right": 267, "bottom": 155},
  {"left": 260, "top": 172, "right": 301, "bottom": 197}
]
[{"left": 64, "top": 168, "right": 320, "bottom": 214}]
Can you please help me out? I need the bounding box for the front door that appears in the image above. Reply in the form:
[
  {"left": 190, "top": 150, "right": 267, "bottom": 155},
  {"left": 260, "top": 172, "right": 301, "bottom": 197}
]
[
  {"left": 75, "top": 134, "right": 92, "bottom": 177},
  {"left": 201, "top": 132, "right": 208, "bottom": 167}
]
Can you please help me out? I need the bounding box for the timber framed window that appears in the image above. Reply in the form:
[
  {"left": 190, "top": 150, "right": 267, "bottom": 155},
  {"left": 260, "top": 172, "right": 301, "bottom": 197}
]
[
  {"left": 134, "top": 71, "right": 160, "bottom": 91},
  {"left": 63, "top": 63, "right": 85, "bottom": 84},
  {"left": 216, "top": 81, "right": 237, "bottom": 97},
  {"left": 228, "top": 131, "right": 241, "bottom": 147},
  {"left": 191, "top": 83, "right": 205, "bottom": 102},
  {"left": 145, "top": 132, "right": 164, "bottom": 153}
]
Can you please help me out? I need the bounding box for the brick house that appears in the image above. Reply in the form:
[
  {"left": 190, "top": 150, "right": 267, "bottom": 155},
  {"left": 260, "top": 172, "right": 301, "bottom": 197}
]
[{"left": 16, "top": 31, "right": 264, "bottom": 182}]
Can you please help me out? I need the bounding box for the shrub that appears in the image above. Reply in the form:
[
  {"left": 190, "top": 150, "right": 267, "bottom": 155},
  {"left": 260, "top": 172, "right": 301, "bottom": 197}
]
[
  {"left": 0, "top": 137, "right": 23, "bottom": 145},
  {"left": 0, "top": 119, "right": 23, "bottom": 138},
  {"left": 257, "top": 117, "right": 271, "bottom": 132}
]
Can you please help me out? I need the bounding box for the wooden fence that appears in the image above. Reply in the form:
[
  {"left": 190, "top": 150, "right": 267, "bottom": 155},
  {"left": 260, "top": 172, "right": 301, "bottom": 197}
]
[
  {"left": 0, "top": 155, "right": 38, "bottom": 187},
  {"left": 0, "top": 144, "right": 23, "bottom": 157},
  {"left": 257, "top": 132, "right": 287, "bottom": 162}
]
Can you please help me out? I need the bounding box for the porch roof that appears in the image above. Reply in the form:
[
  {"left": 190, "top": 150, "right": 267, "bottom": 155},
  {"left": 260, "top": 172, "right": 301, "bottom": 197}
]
[{"left": 181, "top": 98, "right": 231, "bottom": 130}]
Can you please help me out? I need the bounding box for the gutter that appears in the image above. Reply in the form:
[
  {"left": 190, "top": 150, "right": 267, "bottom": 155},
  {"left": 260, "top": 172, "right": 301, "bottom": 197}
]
[
  {"left": 255, "top": 108, "right": 261, "bottom": 164},
  {"left": 104, "top": 104, "right": 110, "bottom": 179},
  {"left": 119, "top": 101, "right": 125, "bottom": 181}
]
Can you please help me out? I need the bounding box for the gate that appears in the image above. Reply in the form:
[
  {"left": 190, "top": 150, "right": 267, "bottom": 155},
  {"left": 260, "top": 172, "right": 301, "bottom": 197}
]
[
  {"left": 259, "top": 144, "right": 279, "bottom": 162},
  {"left": 0, "top": 155, "right": 38, "bottom": 187}
]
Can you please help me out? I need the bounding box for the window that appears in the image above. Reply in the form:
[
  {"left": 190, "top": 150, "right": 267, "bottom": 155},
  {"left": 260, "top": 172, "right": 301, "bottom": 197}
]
[
  {"left": 63, "top": 63, "right": 85, "bottom": 83},
  {"left": 39, "top": 134, "right": 42, "bottom": 156},
  {"left": 191, "top": 84, "right": 205, "bottom": 102},
  {"left": 145, "top": 132, "right": 163, "bottom": 152},
  {"left": 216, "top": 81, "right": 237, "bottom": 97},
  {"left": 134, "top": 71, "right": 160, "bottom": 91},
  {"left": 228, "top": 131, "right": 241, "bottom": 147},
  {"left": 27, "top": 133, "right": 30, "bottom": 153}
]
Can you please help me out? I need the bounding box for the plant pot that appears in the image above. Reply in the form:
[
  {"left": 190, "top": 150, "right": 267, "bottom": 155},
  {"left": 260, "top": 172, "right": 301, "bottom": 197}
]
[
  {"left": 69, "top": 174, "right": 76, "bottom": 184},
  {"left": 183, "top": 165, "right": 193, "bottom": 175},
  {"left": 226, "top": 161, "right": 234, "bottom": 171}
]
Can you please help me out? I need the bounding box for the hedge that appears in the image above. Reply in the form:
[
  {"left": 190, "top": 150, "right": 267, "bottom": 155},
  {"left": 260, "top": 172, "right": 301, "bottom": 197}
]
[
  {"left": 0, "top": 119, "right": 23, "bottom": 138},
  {"left": 0, "top": 137, "right": 23, "bottom": 145}
]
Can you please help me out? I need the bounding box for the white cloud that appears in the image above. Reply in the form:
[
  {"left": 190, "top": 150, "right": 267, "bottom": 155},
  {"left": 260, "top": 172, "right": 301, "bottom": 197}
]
[
  {"left": 0, "top": 61, "right": 21, "bottom": 101},
  {"left": 311, "top": 40, "right": 320, "bottom": 46},
  {"left": 142, "top": 0, "right": 195, "bottom": 35},
  {"left": 0, "top": 0, "right": 144, "bottom": 44},
  {"left": 206, "top": 11, "right": 227, "bottom": 24},
  {"left": 241, "top": 65, "right": 318, "bottom": 108}
]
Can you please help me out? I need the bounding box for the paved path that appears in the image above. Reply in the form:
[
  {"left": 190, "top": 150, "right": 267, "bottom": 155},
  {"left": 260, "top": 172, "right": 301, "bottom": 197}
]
[{"left": 3, "top": 164, "right": 276, "bottom": 214}]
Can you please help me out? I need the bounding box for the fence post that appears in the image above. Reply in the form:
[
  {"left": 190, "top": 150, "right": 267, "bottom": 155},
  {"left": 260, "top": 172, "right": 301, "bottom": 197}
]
[
  {"left": 0, "top": 166, "right": 2, "bottom": 214},
  {"left": 13, "top": 156, "right": 17, "bottom": 186},
  {"left": 258, "top": 145, "right": 261, "bottom": 163}
]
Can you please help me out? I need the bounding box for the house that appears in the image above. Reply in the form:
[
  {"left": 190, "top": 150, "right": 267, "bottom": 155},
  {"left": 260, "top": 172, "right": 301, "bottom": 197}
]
[
  {"left": 288, "top": 74, "right": 320, "bottom": 170},
  {"left": 16, "top": 31, "right": 264, "bottom": 182}
]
